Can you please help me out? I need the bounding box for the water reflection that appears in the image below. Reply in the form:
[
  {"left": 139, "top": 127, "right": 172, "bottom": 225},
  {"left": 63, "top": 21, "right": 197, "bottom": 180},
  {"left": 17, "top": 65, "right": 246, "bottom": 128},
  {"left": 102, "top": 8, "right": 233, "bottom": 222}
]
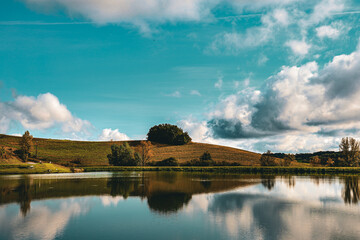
[
  {"left": 261, "top": 175, "right": 276, "bottom": 190},
  {"left": 0, "top": 173, "right": 360, "bottom": 240},
  {"left": 342, "top": 176, "right": 360, "bottom": 204}
]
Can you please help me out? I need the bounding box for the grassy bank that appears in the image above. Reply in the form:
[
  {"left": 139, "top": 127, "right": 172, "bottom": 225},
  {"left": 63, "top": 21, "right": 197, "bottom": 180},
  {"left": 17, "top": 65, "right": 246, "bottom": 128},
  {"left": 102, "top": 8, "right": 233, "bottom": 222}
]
[
  {"left": 82, "top": 166, "right": 360, "bottom": 175},
  {"left": 0, "top": 163, "right": 71, "bottom": 174}
]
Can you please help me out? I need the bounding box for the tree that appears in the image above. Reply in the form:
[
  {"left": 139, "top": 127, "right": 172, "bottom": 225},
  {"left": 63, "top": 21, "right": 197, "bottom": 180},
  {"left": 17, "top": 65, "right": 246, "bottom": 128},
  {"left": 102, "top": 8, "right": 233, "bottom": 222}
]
[
  {"left": 259, "top": 150, "right": 277, "bottom": 166},
  {"left": 200, "top": 151, "right": 212, "bottom": 161},
  {"left": 339, "top": 137, "right": 360, "bottom": 166},
  {"left": 326, "top": 158, "right": 334, "bottom": 167},
  {"left": 310, "top": 156, "right": 321, "bottom": 166},
  {"left": 19, "top": 131, "right": 33, "bottom": 162},
  {"left": 107, "top": 142, "right": 140, "bottom": 166},
  {"left": 139, "top": 141, "right": 154, "bottom": 166},
  {"left": 147, "top": 124, "right": 191, "bottom": 145}
]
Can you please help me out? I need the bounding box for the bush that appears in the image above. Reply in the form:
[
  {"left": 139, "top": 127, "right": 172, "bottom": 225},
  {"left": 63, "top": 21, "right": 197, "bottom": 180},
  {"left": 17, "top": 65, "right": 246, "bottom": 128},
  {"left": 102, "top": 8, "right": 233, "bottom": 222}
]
[
  {"left": 107, "top": 142, "right": 141, "bottom": 166},
  {"left": 200, "top": 151, "right": 212, "bottom": 161},
  {"left": 183, "top": 152, "right": 215, "bottom": 166},
  {"left": 155, "top": 157, "right": 179, "bottom": 166},
  {"left": 147, "top": 124, "right": 191, "bottom": 145}
]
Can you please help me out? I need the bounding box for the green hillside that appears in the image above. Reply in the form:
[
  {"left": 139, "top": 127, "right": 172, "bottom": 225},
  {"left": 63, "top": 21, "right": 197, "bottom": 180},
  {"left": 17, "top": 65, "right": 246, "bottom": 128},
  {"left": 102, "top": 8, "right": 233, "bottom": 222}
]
[{"left": 0, "top": 134, "right": 261, "bottom": 166}]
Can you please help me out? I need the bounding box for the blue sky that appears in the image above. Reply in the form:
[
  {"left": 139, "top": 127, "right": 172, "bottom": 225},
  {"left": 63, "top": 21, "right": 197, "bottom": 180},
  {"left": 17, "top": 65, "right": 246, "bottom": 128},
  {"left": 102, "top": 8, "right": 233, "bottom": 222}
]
[{"left": 1, "top": 0, "right": 360, "bottom": 152}]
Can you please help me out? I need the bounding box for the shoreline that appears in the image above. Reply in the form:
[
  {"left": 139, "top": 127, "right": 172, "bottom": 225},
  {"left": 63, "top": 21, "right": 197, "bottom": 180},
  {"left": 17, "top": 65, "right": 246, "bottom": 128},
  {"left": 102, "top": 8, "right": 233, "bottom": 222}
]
[{"left": 2, "top": 164, "right": 360, "bottom": 175}]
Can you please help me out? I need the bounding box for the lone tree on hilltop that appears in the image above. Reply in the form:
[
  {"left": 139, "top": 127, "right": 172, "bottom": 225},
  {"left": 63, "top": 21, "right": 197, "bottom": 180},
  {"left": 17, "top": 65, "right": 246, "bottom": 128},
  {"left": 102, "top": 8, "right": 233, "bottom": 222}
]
[
  {"left": 147, "top": 124, "right": 191, "bottom": 145},
  {"left": 20, "top": 131, "right": 33, "bottom": 162},
  {"left": 339, "top": 137, "right": 360, "bottom": 167}
]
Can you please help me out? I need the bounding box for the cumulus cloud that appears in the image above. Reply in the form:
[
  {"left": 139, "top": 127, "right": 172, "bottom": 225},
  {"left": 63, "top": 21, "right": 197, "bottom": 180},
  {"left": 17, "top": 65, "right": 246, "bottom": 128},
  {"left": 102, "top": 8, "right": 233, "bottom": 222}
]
[
  {"left": 209, "top": 45, "right": 360, "bottom": 139},
  {"left": 99, "top": 128, "right": 130, "bottom": 141},
  {"left": 179, "top": 44, "right": 360, "bottom": 152},
  {"left": 285, "top": 40, "right": 311, "bottom": 55},
  {"left": 0, "top": 93, "right": 92, "bottom": 135}
]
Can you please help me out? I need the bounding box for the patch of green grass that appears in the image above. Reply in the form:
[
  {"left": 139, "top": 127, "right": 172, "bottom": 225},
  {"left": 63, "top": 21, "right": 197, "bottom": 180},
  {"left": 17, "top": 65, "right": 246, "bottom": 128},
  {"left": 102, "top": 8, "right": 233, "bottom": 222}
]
[{"left": 0, "top": 163, "right": 71, "bottom": 174}]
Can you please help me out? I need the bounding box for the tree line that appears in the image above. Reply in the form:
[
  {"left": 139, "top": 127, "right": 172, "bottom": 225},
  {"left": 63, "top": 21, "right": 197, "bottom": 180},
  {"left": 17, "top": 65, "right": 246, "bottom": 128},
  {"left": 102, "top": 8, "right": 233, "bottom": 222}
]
[{"left": 260, "top": 137, "right": 360, "bottom": 167}]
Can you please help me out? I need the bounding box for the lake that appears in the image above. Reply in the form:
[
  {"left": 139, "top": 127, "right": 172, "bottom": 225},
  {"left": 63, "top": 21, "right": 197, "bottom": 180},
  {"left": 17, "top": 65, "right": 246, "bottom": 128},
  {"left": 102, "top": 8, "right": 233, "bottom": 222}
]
[{"left": 0, "top": 172, "right": 359, "bottom": 240}]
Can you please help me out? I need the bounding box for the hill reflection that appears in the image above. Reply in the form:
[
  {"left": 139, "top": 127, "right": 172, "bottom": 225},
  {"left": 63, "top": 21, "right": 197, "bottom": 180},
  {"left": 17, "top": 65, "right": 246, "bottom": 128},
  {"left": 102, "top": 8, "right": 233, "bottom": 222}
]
[{"left": 0, "top": 172, "right": 258, "bottom": 215}]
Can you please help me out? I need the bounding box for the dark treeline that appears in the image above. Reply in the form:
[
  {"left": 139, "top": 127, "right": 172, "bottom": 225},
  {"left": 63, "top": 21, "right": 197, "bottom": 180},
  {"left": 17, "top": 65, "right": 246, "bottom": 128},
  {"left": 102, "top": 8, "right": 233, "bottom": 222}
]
[{"left": 271, "top": 151, "right": 342, "bottom": 163}]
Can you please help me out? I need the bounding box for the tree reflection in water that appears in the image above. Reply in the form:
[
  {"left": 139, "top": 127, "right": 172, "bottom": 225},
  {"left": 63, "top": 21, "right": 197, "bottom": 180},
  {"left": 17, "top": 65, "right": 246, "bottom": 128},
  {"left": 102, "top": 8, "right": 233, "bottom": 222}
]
[
  {"left": 147, "top": 192, "right": 192, "bottom": 214},
  {"left": 261, "top": 175, "right": 276, "bottom": 191},
  {"left": 342, "top": 176, "right": 360, "bottom": 204}
]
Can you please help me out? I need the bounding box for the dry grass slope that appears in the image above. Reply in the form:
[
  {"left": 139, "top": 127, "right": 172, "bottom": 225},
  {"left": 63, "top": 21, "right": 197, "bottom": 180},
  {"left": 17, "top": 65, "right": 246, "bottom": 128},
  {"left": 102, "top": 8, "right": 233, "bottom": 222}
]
[{"left": 0, "top": 134, "right": 261, "bottom": 166}]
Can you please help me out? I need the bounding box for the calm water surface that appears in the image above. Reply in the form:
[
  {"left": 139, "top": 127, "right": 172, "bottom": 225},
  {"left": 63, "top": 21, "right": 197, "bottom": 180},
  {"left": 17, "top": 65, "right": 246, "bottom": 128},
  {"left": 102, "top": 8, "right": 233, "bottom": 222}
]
[{"left": 0, "top": 172, "right": 359, "bottom": 240}]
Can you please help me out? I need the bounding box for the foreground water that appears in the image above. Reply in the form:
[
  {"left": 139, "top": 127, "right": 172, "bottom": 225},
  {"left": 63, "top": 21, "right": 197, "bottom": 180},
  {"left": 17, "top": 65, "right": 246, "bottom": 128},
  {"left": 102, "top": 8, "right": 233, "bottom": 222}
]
[{"left": 0, "top": 172, "right": 359, "bottom": 240}]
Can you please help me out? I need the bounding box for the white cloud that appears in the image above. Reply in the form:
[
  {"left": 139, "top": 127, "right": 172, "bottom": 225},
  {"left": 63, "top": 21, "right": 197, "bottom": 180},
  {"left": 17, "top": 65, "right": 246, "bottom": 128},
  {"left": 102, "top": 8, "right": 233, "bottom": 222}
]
[
  {"left": 0, "top": 93, "right": 92, "bottom": 135},
  {"left": 0, "top": 198, "right": 89, "bottom": 240},
  {"left": 215, "top": 77, "right": 223, "bottom": 89},
  {"left": 99, "top": 128, "right": 130, "bottom": 141},
  {"left": 316, "top": 25, "right": 340, "bottom": 39},
  {"left": 306, "top": 0, "right": 345, "bottom": 27},
  {"left": 316, "top": 21, "right": 349, "bottom": 39},
  {"left": 285, "top": 40, "right": 311, "bottom": 55},
  {"left": 209, "top": 9, "right": 290, "bottom": 54},
  {"left": 166, "top": 91, "right": 181, "bottom": 98},
  {"left": 23, "top": 0, "right": 220, "bottom": 33},
  {"left": 190, "top": 90, "right": 202, "bottom": 96},
  {"left": 178, "top": 118, "right": 211, "bottom": 143},
  {"left": 258, "top": 54, "right": 269, "bottom": 65}
]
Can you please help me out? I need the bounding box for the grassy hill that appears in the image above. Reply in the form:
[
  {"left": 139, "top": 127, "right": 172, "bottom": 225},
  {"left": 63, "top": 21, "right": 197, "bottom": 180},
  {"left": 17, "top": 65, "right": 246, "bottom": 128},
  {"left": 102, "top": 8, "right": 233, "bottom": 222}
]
[{"left": 0, "top": 134, "right": 261, "bottom": 166}]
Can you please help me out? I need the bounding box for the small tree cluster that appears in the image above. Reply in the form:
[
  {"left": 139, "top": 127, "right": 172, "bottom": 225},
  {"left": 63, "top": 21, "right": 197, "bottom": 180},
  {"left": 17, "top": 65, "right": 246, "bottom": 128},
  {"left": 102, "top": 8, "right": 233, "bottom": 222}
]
[
  {"left": 19, "top": 131, "right": 33, "bottom": 162},
  {"left": 259, "top": 150, "right": 277, "bottom": 166},
  {"left": 108, "top": 142, "right": 141, "bottom": 166},
  {"left": 147, "top": 124, "right": 191, "bottom": 145}
]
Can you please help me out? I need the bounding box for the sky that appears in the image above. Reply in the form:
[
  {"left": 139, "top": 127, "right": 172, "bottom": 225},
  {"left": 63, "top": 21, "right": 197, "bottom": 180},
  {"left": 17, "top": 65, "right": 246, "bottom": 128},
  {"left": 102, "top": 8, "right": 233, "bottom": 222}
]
[{"left": 0, "top": 0, "right": 360, "bottom": 153}]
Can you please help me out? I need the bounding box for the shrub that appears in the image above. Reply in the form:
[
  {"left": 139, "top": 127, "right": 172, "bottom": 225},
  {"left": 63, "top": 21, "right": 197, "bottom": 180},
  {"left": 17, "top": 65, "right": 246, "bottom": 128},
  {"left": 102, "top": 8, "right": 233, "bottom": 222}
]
[
  {"left": 107, "top": 142, "right": 141, "bottom": 166},
  {"left": 147, "top": 124, "right": 191, "bottom": 145},
  {"left": 183, "top": 152, "right": 215, "bottom": 166},
  {"left": 155, "top": 157, "right": 179, "bottom": 166}
]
